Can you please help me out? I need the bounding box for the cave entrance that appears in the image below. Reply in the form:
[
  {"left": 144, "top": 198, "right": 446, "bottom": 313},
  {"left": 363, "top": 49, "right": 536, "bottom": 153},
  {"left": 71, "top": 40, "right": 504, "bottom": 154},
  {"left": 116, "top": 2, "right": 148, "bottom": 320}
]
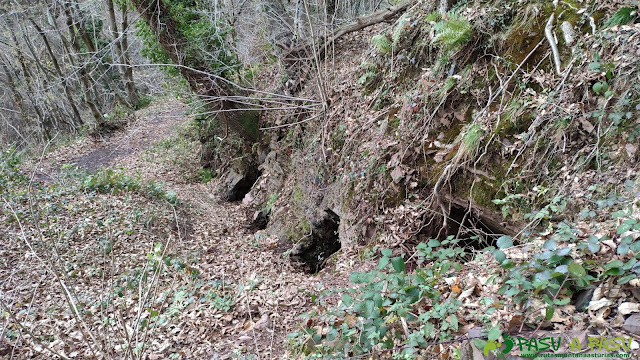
[
  {"left": 418, "top": 203, "right": 504, "bottom": 250},
  {"left": 226, "top": 169, "right": 262, "bottom": 202},
  {"left": 291, "top": 209, "right": 341, "bottom": 274}
]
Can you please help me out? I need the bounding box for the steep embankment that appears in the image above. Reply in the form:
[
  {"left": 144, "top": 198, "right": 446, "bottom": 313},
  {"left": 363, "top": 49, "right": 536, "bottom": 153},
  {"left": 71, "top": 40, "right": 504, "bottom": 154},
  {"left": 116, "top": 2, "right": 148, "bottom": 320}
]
[{"left": 236, "top": 0, "right": 640, "bottom": 358}]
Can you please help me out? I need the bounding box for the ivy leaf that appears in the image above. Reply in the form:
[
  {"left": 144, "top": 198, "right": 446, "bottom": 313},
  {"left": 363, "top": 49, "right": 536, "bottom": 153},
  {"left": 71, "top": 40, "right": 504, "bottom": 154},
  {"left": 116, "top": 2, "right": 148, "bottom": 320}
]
[
  {"left": 381, "top": 248, "right": 392, "bottom": 257},
  {"left": 593, "top": 82, "right": 603, "bottom": 93},
  {"left": 618, "top": 274, "right": 637, "bottom": 285},
  {"left": 617, "top": 222, "right": 633, "bottom": 234},
  {"left": 493, "top": 250, "right": 506, "bottom": 263},
  {"left": 605, "top": 260, "right": 624, "bottom": 270},
  {"left": 568, "top": 262, "right": 586, "bottom": 278},
  {"left": 377, "top": 256, "right": 390, "bottom": 269},
  {"left": 545, "top": 306, "right": 554, "bottom": 320},
  {"left": 488, "top": 325, "right": 502, "bottom": 341},
  {"left": 554, "top": 297, "right": 571, "bottom": 305},
  {"left": 497, "top": 236, "right": 513, "bottom": 249},
  {"left": 618, "top": 243, "right": 630, "bottom": 255},
  {"left": 553, "top": 265, "right": 568, "bottom": 277},
  {"left": 587, "top": 236, "right": 601, "bottom": 254},
  {"left": 428, "top": 239, "right": 441, "bottom": 247},
  {"left": 391, "top": 257, "right": 405, "bottom": 273},
  {"left": 342, "top": 293, "right": 354, "bottom": 307},
  {"left": 543, "top": 239, "right": 557, "bottom": 250}
]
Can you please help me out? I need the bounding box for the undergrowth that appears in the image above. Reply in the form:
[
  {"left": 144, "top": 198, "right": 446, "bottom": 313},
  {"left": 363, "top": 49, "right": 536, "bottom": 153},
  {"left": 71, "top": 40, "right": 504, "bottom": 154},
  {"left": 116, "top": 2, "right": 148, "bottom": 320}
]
[{"left": 290, "top": 178, "right": 640, "bottom": 359}]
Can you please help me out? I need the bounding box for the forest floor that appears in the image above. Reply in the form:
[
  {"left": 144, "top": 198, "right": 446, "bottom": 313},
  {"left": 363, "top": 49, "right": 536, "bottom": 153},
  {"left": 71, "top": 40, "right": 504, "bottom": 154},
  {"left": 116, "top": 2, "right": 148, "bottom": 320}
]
[{"left": 4, "top": 98, "right": 368, "bottom": 359}]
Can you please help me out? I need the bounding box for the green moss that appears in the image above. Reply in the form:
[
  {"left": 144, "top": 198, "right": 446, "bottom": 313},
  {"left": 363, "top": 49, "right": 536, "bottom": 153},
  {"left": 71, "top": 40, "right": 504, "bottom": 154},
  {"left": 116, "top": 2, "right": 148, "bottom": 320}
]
[
  {"left": 495, "top": 98, "right": 533, "bottom": 137},
  {"left": 293, "top": 189, "right": 304, "bottom": 203},
  {"left": 501, "top": 4, "right": 551, "bottom": 68},
  {"left": 298, "top": 218, "right": 311, "bottom": 234},
  {"left": 471, "top": 181, "right": 497, "bottom": 208},
  {"left": 239, "top": 110, "right": 260, "bottom": 140}
]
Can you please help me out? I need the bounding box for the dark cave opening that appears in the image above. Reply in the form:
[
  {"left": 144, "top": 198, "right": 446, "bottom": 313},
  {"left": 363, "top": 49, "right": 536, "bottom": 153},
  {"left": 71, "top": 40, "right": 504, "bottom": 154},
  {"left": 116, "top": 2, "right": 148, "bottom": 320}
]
[
  {"left": 418, "top": 203, "right": 504, "bottom": 250},
  {"left": 226, "top": 169, "right": 262, "bottom": 202},
  {"left": 290, "top": 209, "right": 341, "bottom": 274}
]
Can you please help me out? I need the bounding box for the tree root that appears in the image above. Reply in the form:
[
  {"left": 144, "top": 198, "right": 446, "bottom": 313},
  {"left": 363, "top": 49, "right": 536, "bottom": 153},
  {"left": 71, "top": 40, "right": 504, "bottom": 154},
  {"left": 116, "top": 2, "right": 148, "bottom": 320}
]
[{"left": 545, "top": 13, "right": 563, "bottom": 75}]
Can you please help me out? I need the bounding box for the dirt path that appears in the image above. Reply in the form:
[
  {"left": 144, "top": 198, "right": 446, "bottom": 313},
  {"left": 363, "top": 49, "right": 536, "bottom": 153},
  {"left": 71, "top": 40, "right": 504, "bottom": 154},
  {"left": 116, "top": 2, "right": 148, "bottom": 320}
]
[{"left": 34, "top": 98, "right": 355, "bottom": 359}]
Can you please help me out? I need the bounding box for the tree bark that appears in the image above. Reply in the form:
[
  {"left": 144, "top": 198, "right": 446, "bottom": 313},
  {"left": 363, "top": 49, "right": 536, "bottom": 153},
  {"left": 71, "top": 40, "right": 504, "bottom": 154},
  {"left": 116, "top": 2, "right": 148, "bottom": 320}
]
[
  {"left": 130, "top": 0, "right": 258, "bottom": 142},
  {"left": 28, "top": 17, "right": 84, "bottom": 127},
  {"left": 119, "top": 4, "right": 139, "bottom": 106},
  {"left": 104, "top": 0, "right": 139, "bottom": 107},
  {"left": 63, "top": 6, "right": 105, "bottom": 126}
]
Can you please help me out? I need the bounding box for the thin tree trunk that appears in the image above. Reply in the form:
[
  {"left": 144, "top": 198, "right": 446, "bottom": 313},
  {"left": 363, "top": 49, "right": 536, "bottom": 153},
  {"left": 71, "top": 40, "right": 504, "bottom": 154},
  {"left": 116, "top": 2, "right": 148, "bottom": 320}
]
[
  {"left": 119, "top": 3, "right": 139, "bottom": 106},
  {"left": 0, "top": 60, "right": 32, "bottom": 139},
  {"left": 29, "top": 17, "right": 84, "bottom": 127},
  {"left": 7, "top": 25, "right": 52, "bottom": 140},
  {"left": 63, "top": 7, "right": 105, "bottom": 125},
  {"left": 64, "top": 2, "right": 128, "bottom": 108}
]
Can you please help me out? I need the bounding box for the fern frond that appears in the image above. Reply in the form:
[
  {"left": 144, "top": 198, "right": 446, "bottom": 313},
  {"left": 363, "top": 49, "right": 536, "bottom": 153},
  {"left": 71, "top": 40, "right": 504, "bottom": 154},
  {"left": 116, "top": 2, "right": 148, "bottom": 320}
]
[
  {"left": 432, "top": 13, "right": 473, "bottom": 53},
  {"left": 604, "top": 7, "right": 637, "bottom": 28},
  {"left": 371, "top": 34, "right": 392, "bottom": 54}
]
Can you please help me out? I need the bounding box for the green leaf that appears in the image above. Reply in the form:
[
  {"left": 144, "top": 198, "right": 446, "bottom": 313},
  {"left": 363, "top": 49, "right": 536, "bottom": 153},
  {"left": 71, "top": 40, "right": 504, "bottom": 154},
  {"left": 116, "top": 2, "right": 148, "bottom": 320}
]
[
  {"left": 605, "top": 260, "right": 624, "bottom": 270},
  {"left": 611, "top": 210, "right": 627, "bottom": 218},
  {"left": 312, "top": 332, "right": 322, "bottom": 342},
  {"left": 545, "top": 306, "right": 554, "bottom": 320},
  {"left": 493, "top": 250, "right": 506, "bottom": 263},
  {"left": 554, "top": 297, "right": 570, "bottom": 305},
  {"left": 618, "top": 243, "right": 630, "bottom": 255},
  {"left": 593, "top": 82, "right": 603, "bottom": 93},
  {"left": 488, "top": 325, "right": 501, "bottom": 341},
  {"left": 618, "top": 274, "right": 637, "bottom": 285},
  {"left": 543, "top": 239, "right": 557, "bottom": 250},
  {"left": 474, "top": 339, "right": 488, "bottom": 350},
  {"left": 617, "top": 222, "right": 633, "bottom": 234},
  {"left": 568, "top": 262, "right": 586, "bottom": 278},
  {"left": 377, "top": 256, "right": 390, "bottom": 269},
  {"left": 391, "top": 257, "right": 406, "bottom": 273},
  {"left": 496, "top": 236, "right": 513, "bottom": 249},
  {"left": 428, "top": 239, "right": 441, "bottom": 247},
  {"left": 381, "top": 248, "right": 392, "bottom": 257},
  {"left": 342, "top": 293, "right": 354, "bottom": 307}
]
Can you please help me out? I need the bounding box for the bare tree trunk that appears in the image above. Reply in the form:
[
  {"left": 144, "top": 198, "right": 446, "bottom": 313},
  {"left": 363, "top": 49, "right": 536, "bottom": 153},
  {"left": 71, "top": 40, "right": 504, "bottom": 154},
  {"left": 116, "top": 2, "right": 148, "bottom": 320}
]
[
  {"left": 119, "top": 4, "right": 139, "bottom": 106},
  {"left": 63, "top": 7, "right": 105, "bottom": 125},
  {"left": 104, "top": 0, "right": 139, "bottom": 106},
  {"left": 6, "top": 25, "right": 52, "bottom": 140},
  {"left": 28, "top": 17, "right": 84, "bottom": 127},
  {"left": 64, "top": 1, "right": 128, "bottom": 108},
  {"left": 0, "top": 60, "right": 32, "bottom": 139}
]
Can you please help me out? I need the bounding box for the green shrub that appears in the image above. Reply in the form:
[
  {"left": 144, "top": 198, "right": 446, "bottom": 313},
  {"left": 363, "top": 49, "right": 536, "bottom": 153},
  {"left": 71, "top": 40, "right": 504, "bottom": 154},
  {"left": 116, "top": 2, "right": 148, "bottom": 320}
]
[
  {"left": 289, "top": 238, "right": 465, "bottom": 358},
  {"left": 0, "top": 147, "right": 26, "bottom": 195},
  {"left": 83, "top": 167, "right": 178, "bottom": 204}
]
